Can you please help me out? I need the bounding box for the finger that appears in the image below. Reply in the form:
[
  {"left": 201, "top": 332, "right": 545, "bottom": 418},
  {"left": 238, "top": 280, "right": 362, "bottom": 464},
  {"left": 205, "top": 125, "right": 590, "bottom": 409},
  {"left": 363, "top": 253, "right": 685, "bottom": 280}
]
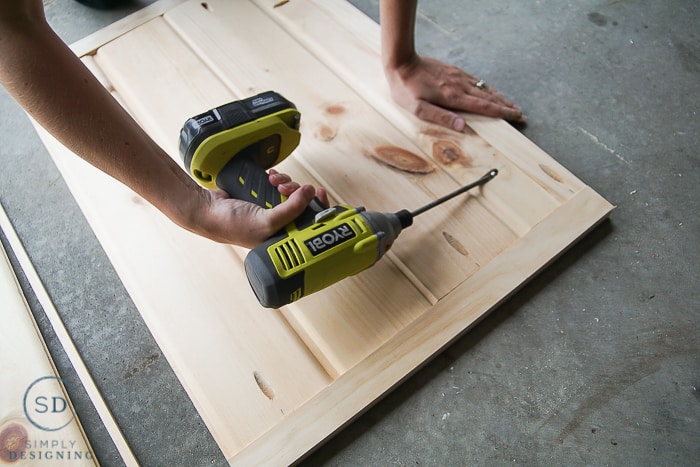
[
  {"left": 413, "top": 99, "right": 467, "bottom": 131},
  {"left": 315, "top": 187, "right": 330, "bottom": 208},
  {"left": 268, "top": 170, "right": 303, "bottom": 196},
  {"left": 268, "top": 169, "right": 291, "bottom": 187},
  {"left": 414, "top": 98, "right": 523, "bottom": 130},
  {"left": 475, "top": 87, "right": 516, "bottom": 108},
  {"left": 449, "top": 93, "right": 525, "bottom": 123},
  {"left": 458, "top": 76, "right": 518, "bottom": 109},
  {"left": 264, "top": 184, "right": 315, "bottom": 230},
  {"left": 277, "top": 181, "right": 302, "bottom": 196}
]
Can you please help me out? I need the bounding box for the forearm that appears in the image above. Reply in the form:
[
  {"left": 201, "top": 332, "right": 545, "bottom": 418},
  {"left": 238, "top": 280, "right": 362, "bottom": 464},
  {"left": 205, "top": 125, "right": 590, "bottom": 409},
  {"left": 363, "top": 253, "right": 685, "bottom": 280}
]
[
  {"left": 0, "top": 11, "right": 205, "bottom": 231},
  {"left": 379, "top": 0, "right": 418, "bottom": 70}
]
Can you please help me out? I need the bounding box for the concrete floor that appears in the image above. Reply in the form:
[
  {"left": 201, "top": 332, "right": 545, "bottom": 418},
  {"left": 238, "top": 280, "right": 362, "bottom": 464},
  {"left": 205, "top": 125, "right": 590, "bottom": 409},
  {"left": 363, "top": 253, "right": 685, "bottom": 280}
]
[{"left": 1, "top": 0, "right": 698, "bottom": 465}]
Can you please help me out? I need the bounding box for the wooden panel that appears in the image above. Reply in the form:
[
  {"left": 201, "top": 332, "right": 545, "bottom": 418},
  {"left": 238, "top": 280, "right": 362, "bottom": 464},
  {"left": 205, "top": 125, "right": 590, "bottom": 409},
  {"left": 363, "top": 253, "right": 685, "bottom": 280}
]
[
  {"left": 0, "top": 244, "right": 95, "bottom": 466},
  {"left": 31, "top": 0, "right": 614, "bottom": 464}
]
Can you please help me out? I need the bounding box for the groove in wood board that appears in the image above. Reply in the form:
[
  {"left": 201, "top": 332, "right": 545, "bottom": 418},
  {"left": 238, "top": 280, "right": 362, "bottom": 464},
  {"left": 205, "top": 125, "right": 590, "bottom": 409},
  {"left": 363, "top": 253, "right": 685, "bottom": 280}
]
[
  {"left": 463, "top": 114, "right": 586, "bottom": 197},
  {"left": 280, "top": 258, "right": 432, "bottom": 378},
  {"left": 0, "top": 237, "right": 96, "bottom": 466}
]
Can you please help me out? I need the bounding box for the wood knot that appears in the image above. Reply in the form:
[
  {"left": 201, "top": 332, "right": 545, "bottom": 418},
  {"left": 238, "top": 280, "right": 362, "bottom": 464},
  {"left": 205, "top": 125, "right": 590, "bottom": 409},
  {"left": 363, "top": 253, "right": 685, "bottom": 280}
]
[
  {"left": 325, "top": 104, "right": 346, "bottom": 115},
  {"left": 371, "top": 145, "right": 434, "bottom": 174},
  {"left": 254, "top": 371, "right": 275, "bottom": 400},
  {"left": 442, "top": 231, "right": 469, "bottom": 256},
  {"left": 432, "top": 140, "right": 472, "bottom": 167},
  {"left": 315, "top": 125, "right": 337, "bottom": 142},
  {"left": 539, "top": 163, "right": 564, "bottom": 183},
  {"left": 0, "top": 422, "right": 29, "bottom": 462}
]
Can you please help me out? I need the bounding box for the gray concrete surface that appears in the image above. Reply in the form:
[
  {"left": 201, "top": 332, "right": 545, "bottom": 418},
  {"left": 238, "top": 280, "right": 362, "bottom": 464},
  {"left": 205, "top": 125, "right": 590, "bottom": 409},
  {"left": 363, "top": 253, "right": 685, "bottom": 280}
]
[{"left": 1, "top": 0, "right": 697, "bottom": 465}]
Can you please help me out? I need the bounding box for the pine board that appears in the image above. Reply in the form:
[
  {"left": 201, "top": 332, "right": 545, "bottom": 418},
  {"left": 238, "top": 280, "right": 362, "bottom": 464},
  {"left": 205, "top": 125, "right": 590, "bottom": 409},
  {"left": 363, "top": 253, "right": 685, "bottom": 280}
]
[
  {"left": 0, "top": 243, "right": 95, "bottom": 465},
  {"left": 32, "top": 0, "right": 613, "bottom": 464}
]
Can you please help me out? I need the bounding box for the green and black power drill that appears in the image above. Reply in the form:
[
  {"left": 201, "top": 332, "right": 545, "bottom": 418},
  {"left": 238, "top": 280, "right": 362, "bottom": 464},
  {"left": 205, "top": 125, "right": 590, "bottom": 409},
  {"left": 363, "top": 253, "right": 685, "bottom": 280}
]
[{"left": 179, "top": 91, "right": 497, "bottom": 308}]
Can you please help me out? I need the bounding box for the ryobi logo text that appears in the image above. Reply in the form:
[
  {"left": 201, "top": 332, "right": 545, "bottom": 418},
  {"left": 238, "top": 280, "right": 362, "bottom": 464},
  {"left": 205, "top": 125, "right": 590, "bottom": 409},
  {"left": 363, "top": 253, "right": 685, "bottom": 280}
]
[{"left": 305, "top": 223, "right": 356, "bottom": 256}]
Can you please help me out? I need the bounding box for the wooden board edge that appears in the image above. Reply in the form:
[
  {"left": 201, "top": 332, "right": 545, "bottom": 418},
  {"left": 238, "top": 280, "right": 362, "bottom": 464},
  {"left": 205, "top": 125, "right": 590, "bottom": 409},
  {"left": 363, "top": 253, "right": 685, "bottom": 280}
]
[
  {"left": 0, "top": 201, "right": 139, "bottom": 466},
  {"left": 229, "top": 187, "right": 613, "bottom": 465},
  {"left": 0, "top": 211, "right": 98, "bottom": 465},
  {"left": 69, "top": 0, "right": 187, "bottom": 57}
]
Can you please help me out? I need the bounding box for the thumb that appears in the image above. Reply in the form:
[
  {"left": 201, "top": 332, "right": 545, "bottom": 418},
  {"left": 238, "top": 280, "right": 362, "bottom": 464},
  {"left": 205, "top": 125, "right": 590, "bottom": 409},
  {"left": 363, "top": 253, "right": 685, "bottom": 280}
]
[
  {"left": 265, "top": 184, "right": 315, "bottom": 231},
  {"left": 413, "top": 99, "right": 466, "bottom": 131}
]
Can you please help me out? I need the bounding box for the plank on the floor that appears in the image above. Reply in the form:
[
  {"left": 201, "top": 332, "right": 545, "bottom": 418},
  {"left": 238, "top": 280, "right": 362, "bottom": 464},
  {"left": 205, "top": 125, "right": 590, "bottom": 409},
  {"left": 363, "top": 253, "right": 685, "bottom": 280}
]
[{"left": 0, "top": 244, "right": 95, "bottom": 466}]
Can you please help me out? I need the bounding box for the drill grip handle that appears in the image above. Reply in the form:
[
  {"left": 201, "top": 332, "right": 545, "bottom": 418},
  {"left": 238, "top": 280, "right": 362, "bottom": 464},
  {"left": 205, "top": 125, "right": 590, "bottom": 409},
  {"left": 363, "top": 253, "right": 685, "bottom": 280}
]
[
  {"left": 217, "top": 156, "right": 324, "bottom": 226},
  {"left": 217, "top": 156, "right": 284, "bottom": 208}
]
